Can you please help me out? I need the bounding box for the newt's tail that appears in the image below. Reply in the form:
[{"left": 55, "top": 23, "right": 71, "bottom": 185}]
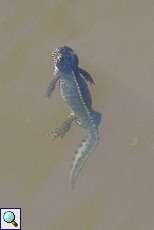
[{"left": 70, "top": 127, "right": 99, "bottom": 189}]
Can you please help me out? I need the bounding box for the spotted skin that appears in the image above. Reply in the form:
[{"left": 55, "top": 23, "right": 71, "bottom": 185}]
[{"left": 47, "top": 46, "right": 102, "bottom": 188}]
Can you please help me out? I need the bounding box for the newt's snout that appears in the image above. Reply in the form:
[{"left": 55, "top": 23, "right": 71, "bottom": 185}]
[{"left": 50, "top": 49, "right": 62, "bottom": 65}]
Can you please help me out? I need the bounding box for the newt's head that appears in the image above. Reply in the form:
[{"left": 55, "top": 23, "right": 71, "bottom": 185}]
[{"left": 51, "top": 46, "right": 79, "bottom": 73}]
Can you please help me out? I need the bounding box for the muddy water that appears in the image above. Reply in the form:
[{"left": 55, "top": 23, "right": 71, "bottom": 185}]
[{"left": 0, "top": 0, "right": 154, "bottom": 229}]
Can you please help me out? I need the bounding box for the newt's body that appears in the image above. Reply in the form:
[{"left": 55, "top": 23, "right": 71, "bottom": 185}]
[{"left": 47, "top": 46, "right": 102, "bottom": 188}]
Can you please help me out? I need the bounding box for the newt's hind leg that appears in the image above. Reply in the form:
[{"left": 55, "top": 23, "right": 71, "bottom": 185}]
[{"left": 51, "top": 113, "right": 75, "bottom": 139}]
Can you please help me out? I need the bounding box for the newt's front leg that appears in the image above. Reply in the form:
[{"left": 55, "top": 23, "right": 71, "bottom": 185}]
[
  {"left": 46, "top": 75, "right": 60, "bottom": 97},
  {"left": 50, "top": 113, "right": 75, "bottom": 139}
]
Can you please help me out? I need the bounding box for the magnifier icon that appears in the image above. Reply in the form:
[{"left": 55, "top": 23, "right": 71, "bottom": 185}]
[{"left": 3, "top": 211, "right": 18, "bottom": 227}]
